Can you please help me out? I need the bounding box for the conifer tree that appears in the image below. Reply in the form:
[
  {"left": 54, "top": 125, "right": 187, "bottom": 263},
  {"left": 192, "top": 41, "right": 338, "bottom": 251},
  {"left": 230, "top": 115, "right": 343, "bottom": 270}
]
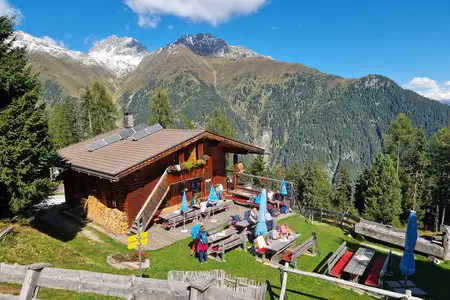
[
  {"left": 354, "top": 168, "right": 369, "bottom": 213},
  {"left": 248, "top": 155, "right": 266, "bottom": 187},
  {"left": 364, "top": 154, "right": 402, "bottom": 225},
  {"left": 206, "top": 108, "right": 234, "bottom": 138},
  {"left": 430, "top": 125, "right": 450, "bottom": 226},
  {"left": 0, "top": 16, "right": 55, "bottom": 214},
  {"left": 48, "top": 97, "right": 81, "bottom": 149},
  {"left": 332, "top": 167, "right": 353, "bottom": 210},
  {"left": 298, "top": 161, "right": 332, "bottom": 208},
  {"left": 148, "top": 89, "right": 173, "bottom": 128},
  {"left": 81, "top": 81, "right": 117, "bottom": 138}
]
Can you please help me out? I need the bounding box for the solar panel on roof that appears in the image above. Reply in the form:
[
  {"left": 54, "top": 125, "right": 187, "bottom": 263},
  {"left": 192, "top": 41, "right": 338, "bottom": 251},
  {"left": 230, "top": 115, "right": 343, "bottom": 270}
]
[
  {"left": 87, "top": 139, "right": 107, "bottom": 151},
  {"left": 132, "top": 123, "right": 163, "bottom": 141},
  {"left": 119, "top": 128, "right": 133, "bottom": 139},
  {"left": 104, "top": 133, "right": 122, "bottom": 144},
  {"left": 131, "top": 123, "right": 149, "bottom": 133}
]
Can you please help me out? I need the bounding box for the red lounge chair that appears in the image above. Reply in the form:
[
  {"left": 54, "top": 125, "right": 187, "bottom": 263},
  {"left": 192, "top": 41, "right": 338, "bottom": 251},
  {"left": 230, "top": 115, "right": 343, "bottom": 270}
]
[
  {"left": 365, "top": 257, "right": 386, "bottom": 286},
  {"left": 330, "top": 251, "right": 354, "bottom": 278}
]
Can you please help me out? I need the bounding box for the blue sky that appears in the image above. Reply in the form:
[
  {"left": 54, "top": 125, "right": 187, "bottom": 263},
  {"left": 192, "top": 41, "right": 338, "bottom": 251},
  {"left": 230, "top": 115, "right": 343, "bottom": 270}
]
[{"left": 2, "top": 0, "right": 450, "bottom": 101}]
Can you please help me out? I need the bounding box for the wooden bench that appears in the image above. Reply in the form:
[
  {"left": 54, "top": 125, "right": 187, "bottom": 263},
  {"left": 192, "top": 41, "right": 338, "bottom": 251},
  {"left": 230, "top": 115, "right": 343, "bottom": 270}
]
[
  {"left": 281, "top": 233, "right": 317, "bottom": 268},
  {"left": 0, "top": 225, "right": 14, "bottom": 242},
  {"left": 327, "top": 241, "right": 354, "bottom": 278},
  {"left": 210, "top": 231, "right": 247, "bottom": 262},
  {"left": 365, "top": 251, "right": 392, "bottom": 287}
]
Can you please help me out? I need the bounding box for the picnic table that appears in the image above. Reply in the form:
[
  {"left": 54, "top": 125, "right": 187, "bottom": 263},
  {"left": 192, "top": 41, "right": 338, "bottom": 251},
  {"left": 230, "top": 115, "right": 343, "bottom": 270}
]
[
  {"left": 208, "top": 227, "right": 246, "bottom": 262},
  {"left": 343, "top": 247, "right": 375, "bottom": 281},
  {"left": 193, "top": 200, "right": 232, "bottom": 218},
  {"left": 263, "top": 233, "right": 300, "bottom": 262},
  {"left": 159, "top": 208, "right": 198, "bottom": 230}
]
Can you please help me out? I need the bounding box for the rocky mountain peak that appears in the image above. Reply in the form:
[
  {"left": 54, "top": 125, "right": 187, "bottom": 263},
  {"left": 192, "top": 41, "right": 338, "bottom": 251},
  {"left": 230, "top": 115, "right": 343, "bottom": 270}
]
[
  {"left": 170, "top": 33, "right": 268, "bottom": 59},
  {"left": 88, "top": 35, "right": 149, "bottom": 77}
]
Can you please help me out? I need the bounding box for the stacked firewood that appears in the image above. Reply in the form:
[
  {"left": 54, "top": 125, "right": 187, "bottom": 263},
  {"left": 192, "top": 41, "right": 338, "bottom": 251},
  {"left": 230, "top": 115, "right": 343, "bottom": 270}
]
[{"left": 83, "top": 196, "right": 128, "bottom": 234}]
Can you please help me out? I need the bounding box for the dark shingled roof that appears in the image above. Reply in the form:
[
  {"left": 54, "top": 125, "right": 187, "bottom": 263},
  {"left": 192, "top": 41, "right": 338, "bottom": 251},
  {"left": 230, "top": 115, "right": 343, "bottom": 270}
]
[{"left": 58, "top": 128, "right": 264, "bottom": 180}]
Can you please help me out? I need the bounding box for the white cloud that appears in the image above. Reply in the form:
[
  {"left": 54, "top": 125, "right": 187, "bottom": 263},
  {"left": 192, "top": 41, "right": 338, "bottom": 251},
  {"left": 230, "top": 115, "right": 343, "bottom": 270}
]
[
  {"left": 125, "top": 0, "right": 267, "bottom": 28},
  {"left": 167, "top": 24, "right": 174, "bottom": 30},
  {"left": 403, "top": 77, "right": 450, "bottom": 102},
  {"left": 418, "top": 87, "right": 450, "bottom": 102},
  {"left": 138, "top": 14, "right": 160, "bottom": 28},
  {"left": 42, "top": 36, "right": 65, "bottom": 48},
  {"left": 405, "top": 77, "right": 438, "bottom": 89},
  {"left": 0, "top": 0, "right": 23, "bottom": 23},
  {"left": 271, "top": 25, "right": 279, "bottom": 31}
]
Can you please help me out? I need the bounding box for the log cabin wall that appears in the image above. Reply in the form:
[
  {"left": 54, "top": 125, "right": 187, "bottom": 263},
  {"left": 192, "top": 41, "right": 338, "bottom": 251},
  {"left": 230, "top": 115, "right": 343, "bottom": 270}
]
[
  {"left": 63, "top": 171, "right": 127, "bottom": 212},
  {"left": 63, "top": 139, "right": 231, "bottom": 227}
]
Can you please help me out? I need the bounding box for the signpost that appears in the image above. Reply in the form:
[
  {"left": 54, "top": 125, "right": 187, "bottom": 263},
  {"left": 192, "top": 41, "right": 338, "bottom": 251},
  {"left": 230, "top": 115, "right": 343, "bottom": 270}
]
[{"left": 127, "top": 220, "right": 149, "bottom": 277}]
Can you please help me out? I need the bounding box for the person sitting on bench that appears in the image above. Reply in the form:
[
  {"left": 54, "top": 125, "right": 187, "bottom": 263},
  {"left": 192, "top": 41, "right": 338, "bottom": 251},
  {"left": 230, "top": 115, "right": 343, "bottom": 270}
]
[
  {"left": 216, "top": 183, "right": 223, "bottom": 199},
  {"left": 247, "top": 208, "right": 258, "bottom": 225},
  {"left": 265, "top": 211, "right": 274, "bottom": 231},
  {"left": 273, "top": 190, "right": 283, "bottom": 210}
]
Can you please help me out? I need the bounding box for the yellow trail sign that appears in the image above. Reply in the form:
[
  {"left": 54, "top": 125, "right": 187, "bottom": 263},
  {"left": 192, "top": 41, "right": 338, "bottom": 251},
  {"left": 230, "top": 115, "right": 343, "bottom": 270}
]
[
  {"left": 127, "top": 231, "right": 148, "bottom": 243},
  {"left": 127, "top": 237, "right": 149, "bottom": 250}
]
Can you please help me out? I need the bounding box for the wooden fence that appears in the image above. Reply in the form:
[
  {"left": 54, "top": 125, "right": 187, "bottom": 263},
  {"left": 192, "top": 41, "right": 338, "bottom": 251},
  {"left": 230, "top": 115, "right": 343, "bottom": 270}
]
[
  {"left": 267, "top": 263, "right": 422, "bottom": 300},
  {"left": 0, "top": 263, "right": 263, "bottom": 300},
  {"left": 301, "top": 207, "right": 360, "bottom": 230},
  {"left": 168, "top": 269, "right": 266, "bottom": 300}
]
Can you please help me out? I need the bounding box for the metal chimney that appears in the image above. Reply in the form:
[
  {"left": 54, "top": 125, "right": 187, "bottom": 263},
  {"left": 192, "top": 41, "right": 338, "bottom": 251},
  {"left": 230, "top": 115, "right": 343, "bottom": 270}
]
[{"left": 124, "top": 113, "right": 134, "bottom": 128}]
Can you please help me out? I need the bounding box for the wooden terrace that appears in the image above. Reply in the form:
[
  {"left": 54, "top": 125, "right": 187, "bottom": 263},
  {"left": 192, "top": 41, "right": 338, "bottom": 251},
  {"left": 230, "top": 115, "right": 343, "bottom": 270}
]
[{"left": 89, "top": 202, "right": 295, "bottom": 250}]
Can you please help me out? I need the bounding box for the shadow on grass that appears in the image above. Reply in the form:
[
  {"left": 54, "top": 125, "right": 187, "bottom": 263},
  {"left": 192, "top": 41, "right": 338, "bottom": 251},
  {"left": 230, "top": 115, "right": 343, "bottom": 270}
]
[
  {"left": 31, "top": 205, "right": 86, "bottom": 242},
  {"left": 266, "top": 280, "right": 328, "bottom": 300}
]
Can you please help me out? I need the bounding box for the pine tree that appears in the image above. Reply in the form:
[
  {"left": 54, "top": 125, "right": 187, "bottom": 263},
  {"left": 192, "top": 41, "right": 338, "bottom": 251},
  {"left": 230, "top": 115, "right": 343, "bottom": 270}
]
[
  {"left": 385, "top": 113, "right": 430, "bottom": 222},
  {"left": 48, "top": 97, "right": 81, "bottom": 149},
  {"left": 364, "top": 154, "right": 402, "bottom": 225},
  {"left": 430, "top": 125, "right": 450, "bottom": 227},
  {"left": 384, "top": 113, "right": 416, "bottom": 176},
  {"left": 0, "top": 16, "right": 56, "bottom": 214},
  {"left": 206, "top": 108, "right": 234, "bottom": 138},
  {"left": 179, "top": 113, "right": 196, "bottom": 129},
  {"left": 332, "top": 167, "right": 353, "bottom": 211},
  {"left": 298, "top": 161, "right": 332, "bottom": 208},
  {"left": 354, "top": 168, "right": 369, "bottom": 213},
  {"left": 248, "top": 155, "right": 266, "bottom": 187},
  {"left": 148, "top": 89, "right": 173, "bottom": 128},
  {"left": 81, "top": 81, "right": 117, "bottom": 138},
  {"left": 286, "top": 161, "right": 302, "bottom": 205}
]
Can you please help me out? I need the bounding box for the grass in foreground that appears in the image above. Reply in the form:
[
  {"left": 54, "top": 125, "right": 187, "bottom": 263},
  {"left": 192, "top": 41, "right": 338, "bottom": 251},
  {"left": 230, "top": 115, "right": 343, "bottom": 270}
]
[{"left": 1, "top": 215, "right": 449, "bottom": 299}]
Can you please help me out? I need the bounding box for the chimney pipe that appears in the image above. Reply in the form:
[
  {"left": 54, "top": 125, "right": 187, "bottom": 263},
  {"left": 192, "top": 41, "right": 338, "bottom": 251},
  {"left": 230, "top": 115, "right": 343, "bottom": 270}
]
[{"left": 124, "top": 113, "right": 134, "bottom": 128}]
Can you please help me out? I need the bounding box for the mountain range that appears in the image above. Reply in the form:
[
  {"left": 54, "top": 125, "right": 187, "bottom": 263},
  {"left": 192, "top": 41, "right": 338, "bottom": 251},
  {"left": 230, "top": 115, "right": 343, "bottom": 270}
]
[{"left": 11, "top": 31, "right": 450, "bottom": 176}]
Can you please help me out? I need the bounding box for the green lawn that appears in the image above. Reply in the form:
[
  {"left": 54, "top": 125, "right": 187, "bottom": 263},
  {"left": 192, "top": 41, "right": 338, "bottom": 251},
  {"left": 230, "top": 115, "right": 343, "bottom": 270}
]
[{"left": 1, "top": 215, "right": 449, "bottom": 299}]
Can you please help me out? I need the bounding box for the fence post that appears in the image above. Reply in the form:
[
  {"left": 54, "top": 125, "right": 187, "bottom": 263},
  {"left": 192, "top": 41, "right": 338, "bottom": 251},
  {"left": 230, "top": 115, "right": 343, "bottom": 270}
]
[
  {"left": 279, "top": 262, "right": 289, "bottom": 300},
  {"left": 19, "top": 263, "right": 51, "bottom": 300},
  {"left": 312, "top": 232, "right": 317, "bottom": 255}
]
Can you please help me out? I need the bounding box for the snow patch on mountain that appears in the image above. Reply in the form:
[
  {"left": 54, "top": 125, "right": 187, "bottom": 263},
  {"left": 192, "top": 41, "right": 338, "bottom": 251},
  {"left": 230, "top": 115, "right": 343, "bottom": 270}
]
[
  {"left": 88, "top": 36, "right": 148, "bottom": 77},
  {"left": 11, "top": 31, "right": 149, "bottom": 77},
  {"left": 11, "top": 31, "right": 99, "bottom": 66}
]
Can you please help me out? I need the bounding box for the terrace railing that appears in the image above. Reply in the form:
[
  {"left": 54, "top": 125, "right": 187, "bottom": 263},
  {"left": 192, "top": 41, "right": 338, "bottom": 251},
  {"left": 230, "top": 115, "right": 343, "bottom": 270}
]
[{"left": 233, "top": 172, "right": 298, "bottom": 208}]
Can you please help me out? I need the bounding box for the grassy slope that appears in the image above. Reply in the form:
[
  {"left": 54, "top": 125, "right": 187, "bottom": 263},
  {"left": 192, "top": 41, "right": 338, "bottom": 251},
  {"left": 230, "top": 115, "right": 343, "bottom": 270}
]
[{"left": 1, "top": 216, "right": 449, "bottom": 299}]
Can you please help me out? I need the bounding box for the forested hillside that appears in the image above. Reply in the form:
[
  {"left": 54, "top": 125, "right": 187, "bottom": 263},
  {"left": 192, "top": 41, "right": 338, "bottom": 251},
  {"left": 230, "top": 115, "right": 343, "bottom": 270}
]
[{"left": 19, "top": 32, "right": 450, "bottom": 177}]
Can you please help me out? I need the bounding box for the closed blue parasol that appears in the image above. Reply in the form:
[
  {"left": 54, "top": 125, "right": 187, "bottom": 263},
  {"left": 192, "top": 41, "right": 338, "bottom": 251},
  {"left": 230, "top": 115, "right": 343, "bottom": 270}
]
[
  {"left": 255, "top": 194, "right": 261, "bottom": 205},
  {"left": 208, "top": 186, "right": 218, "bottom": 203},
  {"left": 281, "top": 179, "right": 288, "bottom": 195},
  {"left": 180, "top": 190, "right": 189, "bottom": 212},
  {"left": 255, "top": 189, "right": 268, "bottom": 236},
  {"left": 400, "top": 211, "right": 418, "bottom": 278}
]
